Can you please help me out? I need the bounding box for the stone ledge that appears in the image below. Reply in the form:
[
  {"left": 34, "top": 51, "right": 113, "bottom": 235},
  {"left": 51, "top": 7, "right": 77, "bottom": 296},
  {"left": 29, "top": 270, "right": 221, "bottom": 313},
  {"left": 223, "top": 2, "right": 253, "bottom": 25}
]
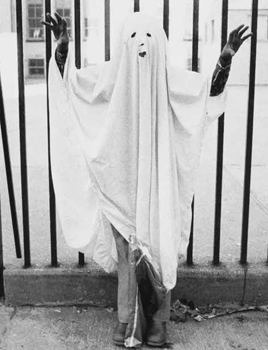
[{"left": 3, "top": 262, "right": 268, "bottom": 306}]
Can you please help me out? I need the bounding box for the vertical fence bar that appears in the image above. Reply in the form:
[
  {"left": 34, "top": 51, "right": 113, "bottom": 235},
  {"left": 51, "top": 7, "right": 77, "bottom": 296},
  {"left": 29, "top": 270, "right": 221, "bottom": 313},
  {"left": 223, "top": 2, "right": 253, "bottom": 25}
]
[
  {"left": 75, "top": 0, "right": 81, "bottom": 70},
  {"left": 16, "top": 0, "right": 31, "bottom": 267},
  {"left": 74, "top": 0, "right": 85, "bottom": 266},
  {"left": 163, "top": 0, "right": 169, "bottom": 39},
  {"left": 45, "top": 0, "right": 58, "bottom": 267},
  {"left": 187, "top": 0, "right": 199, "bottom": 265},
  {"left": 0, "top": 73, "right": 21, "bottom": 258},
  {"left": 134, "top": 0, "right": 140, "bottom": 12},
  {"left": 187, "top": 201, "right": 194, "bottom": 265},
  {"left": 192, "top": 0, "right": 199, "bottom": 73},
  {"left": 105, "top": 0, "right": 110, "bottom": 61},
  {"left": 0, "top": 80, "right": 7, "bottom": 297},
  {"left": 213, "top": 0, "right": 228, "bottom": 266},
  {"left": 240, "top": 0, "right": 258, "bottom": 265}
]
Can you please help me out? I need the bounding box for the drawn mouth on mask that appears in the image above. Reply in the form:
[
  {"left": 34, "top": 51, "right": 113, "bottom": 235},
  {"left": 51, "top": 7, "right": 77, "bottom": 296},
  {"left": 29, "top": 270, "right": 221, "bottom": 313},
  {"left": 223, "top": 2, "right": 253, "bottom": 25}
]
[{"left": 139, "top": 51, "right": 146, "bottom": 57}]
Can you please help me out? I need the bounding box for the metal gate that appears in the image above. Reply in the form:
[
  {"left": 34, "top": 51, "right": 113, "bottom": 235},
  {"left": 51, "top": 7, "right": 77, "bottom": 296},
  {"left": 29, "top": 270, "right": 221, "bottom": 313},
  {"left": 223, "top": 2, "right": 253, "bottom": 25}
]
[{"left": 0, "top": 0, "right": 265, "bottom": 298}]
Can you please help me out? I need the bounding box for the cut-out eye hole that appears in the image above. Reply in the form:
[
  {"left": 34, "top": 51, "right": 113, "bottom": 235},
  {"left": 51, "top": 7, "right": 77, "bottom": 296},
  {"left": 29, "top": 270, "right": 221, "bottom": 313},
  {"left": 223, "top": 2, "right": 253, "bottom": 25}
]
[
  {"left": 131, "top": 32, "right": 136, "bottom": 38},
  {"left": 147, "top": 33, "right": 151, "bottom": 37}
]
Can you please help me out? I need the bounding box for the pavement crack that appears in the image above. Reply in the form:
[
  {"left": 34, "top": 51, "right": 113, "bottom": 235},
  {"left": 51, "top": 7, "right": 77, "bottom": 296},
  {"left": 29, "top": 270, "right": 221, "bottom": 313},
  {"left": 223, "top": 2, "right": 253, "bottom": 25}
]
[
  {"left": 1, "top": 325, "right": 8, "bottom": 338},
  {"left": 0, "top": 307, "right": 17, "bottom": 346},
  {"left": 9, "top": 306, "right": 17, "bottom": 321}
]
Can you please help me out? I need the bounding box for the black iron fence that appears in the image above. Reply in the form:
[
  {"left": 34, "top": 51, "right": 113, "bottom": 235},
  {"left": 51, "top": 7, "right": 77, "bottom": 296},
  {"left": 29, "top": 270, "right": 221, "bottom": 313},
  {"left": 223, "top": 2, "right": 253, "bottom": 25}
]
[
  {"left": 0, "top": 0, "right": 265, "bottom": 296},
  {"left": 0, "top": 71, "right": 20, "bottom": 298}
]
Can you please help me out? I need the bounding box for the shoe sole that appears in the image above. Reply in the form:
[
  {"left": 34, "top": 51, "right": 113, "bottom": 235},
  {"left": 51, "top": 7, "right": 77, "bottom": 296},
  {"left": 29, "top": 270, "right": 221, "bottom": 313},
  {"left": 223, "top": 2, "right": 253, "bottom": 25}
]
[
  {"left": 146, "top": 341, "right": 166, "bottom": 347},
  {"left": 113, "top": 340, "right": 125, "bottom": 347}
]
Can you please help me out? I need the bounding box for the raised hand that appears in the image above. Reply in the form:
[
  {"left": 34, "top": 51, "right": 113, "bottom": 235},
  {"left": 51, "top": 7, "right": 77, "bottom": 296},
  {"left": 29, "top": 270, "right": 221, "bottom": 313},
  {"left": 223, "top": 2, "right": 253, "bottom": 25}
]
[
  {"left": 220, "top": 24, "right": 253, "bottom": 62},
  {"left": 42, "top": 12, "right": 69, "bottom": 52}
]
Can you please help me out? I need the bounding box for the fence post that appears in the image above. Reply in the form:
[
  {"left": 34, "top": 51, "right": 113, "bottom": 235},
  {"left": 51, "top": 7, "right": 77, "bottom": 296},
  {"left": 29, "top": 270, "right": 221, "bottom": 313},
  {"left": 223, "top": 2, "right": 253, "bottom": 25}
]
[
  {"left": 73, "top": 0, "right": 85, "bottom": 266},
  {"left": 16, "top": 0, "right": 31, "bottom": 267},
  {"left": 0, "top": 71, "right": 21, "bottom": 259},
  {"left": 163, "top": 0, "right": 169, "bottom": 39},
  {"left": 134, "top": 0, "right": 140, "bottom": 12},
  {"left": 105, "top": 0, "right": 111, "bottom": 62},
  {"left": 187, "top": 0, "right": 199, "bottom": 266},
  {"left": 213, "top": 0, "right": 228, "bottom": 266},
  {"left": 240, "top": 0, "right": 258, "bottom": 265},
  {"left": 45, "top": 0, "right": 58, "bottom": 268}
]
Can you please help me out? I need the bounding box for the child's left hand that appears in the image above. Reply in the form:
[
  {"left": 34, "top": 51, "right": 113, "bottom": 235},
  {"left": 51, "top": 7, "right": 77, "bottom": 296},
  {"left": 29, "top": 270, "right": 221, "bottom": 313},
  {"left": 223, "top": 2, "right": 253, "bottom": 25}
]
[{"left": 220, "top": 24, "right": 253, "bottom": 62}]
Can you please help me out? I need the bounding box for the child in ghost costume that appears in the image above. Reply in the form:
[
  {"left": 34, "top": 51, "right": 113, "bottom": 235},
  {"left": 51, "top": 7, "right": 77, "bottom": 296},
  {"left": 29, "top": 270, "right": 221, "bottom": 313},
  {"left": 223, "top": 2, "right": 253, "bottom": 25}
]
[{"left": 43, "top": 12, "right": 251, "bottom": 347}]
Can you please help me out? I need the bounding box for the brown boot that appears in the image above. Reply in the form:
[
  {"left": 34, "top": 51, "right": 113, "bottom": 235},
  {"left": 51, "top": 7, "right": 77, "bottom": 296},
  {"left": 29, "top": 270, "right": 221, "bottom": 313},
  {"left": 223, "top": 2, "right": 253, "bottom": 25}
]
[
  {"left": 113, "top": 322, "right": 128, "bottom": 346},
  {"left": 146, "top": 321, "right": 167, "bottom": 347}
]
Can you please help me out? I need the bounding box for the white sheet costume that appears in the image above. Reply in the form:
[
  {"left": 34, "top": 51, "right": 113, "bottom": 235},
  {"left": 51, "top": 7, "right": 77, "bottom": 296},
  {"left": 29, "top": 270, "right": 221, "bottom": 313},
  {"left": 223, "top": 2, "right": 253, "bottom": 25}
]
[{"left": 49, "top": 13, "right": 227, "bottom": 291}]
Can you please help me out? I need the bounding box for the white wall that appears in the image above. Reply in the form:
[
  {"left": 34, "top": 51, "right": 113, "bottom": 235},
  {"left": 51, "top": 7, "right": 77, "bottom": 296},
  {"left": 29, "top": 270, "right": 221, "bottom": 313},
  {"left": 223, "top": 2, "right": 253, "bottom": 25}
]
[
  {"left": 201, "top": 1, "right": 268, "bottom": 85},
  {"left": 0, "top": 33, "right": 18, "bottom": 99},
  {"left": 0, "top": 0, "right": 12, "bottom": 33}
]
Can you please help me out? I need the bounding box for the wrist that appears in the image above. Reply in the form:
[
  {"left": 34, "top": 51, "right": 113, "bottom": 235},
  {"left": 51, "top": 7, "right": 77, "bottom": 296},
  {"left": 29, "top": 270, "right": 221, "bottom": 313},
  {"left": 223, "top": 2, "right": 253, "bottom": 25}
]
[
  {"left": 57, "top": 39, "right": 69, "bottom": 54},
  {"left": 219, "top": 55, "right": 232, "bottom": 68}
]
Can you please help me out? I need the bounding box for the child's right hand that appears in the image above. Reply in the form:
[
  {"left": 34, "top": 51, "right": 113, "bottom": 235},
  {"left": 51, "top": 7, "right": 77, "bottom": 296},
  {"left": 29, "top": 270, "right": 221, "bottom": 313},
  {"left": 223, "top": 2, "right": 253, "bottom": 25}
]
[
  {"left": 42, "top": 12, "right": 69, "bottom": 53},
  {"left": 220, "top": 24, "right": 252, "bottom": 63}
]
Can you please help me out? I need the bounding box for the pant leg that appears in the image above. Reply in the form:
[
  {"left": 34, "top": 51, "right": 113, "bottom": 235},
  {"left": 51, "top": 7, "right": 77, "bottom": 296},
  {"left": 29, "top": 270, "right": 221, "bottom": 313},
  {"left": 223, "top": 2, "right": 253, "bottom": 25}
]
[
  {"left": 152, "top": 291, "right": 171, "bottom": 322},
  {"left": 112, "top": 225, "right": 129, "bottom": 323},
  {"left": 112, "top": 224, "right": 171, "bottom": 323}
]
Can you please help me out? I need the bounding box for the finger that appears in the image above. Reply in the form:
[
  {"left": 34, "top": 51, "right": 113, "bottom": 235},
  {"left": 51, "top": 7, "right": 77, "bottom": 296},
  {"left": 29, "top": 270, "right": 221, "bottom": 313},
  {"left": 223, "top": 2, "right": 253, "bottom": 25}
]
[
  {"left": 238, "top": 26, "right": 249, "bottom": 37},
  {"left": 241, "top": 33, "right": 253, "bottom": 42},
  {"left": 41, "top": 21, "right": 53, "bottom": 28},
  {"left": 234, "top": 24, "right": 245, "bottom": 35},
  {"left": 54, "top": 12, "right": 62, "bottom": 25},
  {"left": 46, "top": 13, "right": 57, "bottom": 26},
  {"left": 62, "top": 18, "right": 67, "bottom": 30}
]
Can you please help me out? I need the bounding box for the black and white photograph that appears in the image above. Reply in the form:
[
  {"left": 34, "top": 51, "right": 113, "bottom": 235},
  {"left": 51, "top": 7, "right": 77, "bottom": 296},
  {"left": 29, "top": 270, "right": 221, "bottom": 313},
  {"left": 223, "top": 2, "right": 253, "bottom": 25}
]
[{"left": 0, "top": 0, "right": 267, "bottom": 349}]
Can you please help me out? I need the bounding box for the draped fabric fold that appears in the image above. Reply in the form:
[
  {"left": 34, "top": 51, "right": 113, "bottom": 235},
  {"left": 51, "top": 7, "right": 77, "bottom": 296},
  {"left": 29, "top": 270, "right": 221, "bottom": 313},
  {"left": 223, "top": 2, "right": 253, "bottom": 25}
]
[{"left": 48, "top": 13, "right": 227, "bottom": 290}]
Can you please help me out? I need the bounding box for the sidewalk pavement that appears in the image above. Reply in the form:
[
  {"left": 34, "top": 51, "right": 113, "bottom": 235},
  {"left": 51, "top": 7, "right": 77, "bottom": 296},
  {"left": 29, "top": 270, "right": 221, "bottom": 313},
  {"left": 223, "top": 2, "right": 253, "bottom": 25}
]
[{"left": 0, "top": 303, "right": 268, "bottom": 350}]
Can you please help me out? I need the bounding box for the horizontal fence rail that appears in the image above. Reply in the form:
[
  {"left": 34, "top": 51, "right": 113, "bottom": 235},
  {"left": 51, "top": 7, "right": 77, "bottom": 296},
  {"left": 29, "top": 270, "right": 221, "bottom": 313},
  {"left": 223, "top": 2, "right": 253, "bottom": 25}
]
[{"left": 0, "top": 0, "right": 265, "bottom": 278}]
